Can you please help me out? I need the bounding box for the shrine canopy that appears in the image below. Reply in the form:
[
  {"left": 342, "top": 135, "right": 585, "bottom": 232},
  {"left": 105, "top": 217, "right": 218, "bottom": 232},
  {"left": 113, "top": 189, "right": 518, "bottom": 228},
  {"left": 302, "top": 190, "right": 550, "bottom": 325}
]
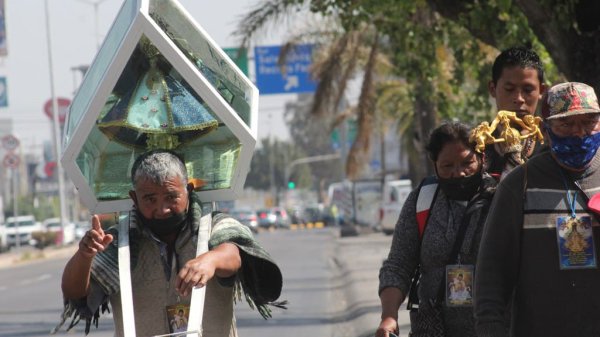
[{"left": 62, "top": 0, "right": 258, "bottom": 213}]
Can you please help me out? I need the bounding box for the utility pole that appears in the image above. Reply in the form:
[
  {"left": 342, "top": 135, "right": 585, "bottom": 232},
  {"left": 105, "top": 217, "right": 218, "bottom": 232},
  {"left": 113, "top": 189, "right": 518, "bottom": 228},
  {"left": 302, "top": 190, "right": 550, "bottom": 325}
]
[
  {"left": 45, "top": 0, "right": 68, "bottom": 237},
  {"left": 12, "top": 165, "right": 19, "bottom": 251},
  {"left": 269, "top": 136, "right": 277, "bottom": 206}
]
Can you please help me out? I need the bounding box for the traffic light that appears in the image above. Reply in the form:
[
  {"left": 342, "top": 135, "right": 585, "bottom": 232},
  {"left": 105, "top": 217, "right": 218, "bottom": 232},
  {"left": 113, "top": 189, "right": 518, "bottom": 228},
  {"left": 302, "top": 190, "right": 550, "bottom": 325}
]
[{"left": 288, "top": 181, "right": 296, "bottom": 189}]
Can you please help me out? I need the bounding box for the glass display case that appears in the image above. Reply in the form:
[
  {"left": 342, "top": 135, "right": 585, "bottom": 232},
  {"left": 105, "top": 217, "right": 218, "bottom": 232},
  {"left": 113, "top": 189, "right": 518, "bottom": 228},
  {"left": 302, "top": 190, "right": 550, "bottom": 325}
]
[{"left": 62, "top": 0, "right": 258, "bottom": 213}]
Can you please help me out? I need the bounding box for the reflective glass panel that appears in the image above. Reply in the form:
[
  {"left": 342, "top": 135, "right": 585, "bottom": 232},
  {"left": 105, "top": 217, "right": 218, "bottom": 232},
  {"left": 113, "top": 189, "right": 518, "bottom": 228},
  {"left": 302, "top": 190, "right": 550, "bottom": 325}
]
[
  {"left": 149, "top": 0, "right": 253, "bottom": 126},
  {"left": 65, "top": 0, "right": 138, "bottom": 147},
  {"left": 75, "top": 35, "right": 242, "bottom": 201}
]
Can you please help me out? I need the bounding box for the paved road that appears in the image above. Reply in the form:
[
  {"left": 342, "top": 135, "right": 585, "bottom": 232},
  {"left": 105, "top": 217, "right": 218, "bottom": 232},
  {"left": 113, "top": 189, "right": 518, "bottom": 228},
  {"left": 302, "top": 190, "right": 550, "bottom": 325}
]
[
  {"left": 0, "top": 228, "right": 409, "bottom": 337},
  {"left": 0, "top": 248, "right": 114, "bottom": 337}
]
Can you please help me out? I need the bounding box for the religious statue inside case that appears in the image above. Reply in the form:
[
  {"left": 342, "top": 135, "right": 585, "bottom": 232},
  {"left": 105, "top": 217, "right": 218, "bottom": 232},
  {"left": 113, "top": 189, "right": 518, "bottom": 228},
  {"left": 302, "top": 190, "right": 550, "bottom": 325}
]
[{"left": 62, "top": 0, "right": 258, "bottom": 213}]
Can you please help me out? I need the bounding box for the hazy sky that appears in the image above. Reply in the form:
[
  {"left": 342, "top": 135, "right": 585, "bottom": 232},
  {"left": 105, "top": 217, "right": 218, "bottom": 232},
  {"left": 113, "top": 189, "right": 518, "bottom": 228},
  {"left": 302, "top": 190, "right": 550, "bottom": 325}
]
[{"left": 1, "top": 0, "right": 302, "bottom": 157}]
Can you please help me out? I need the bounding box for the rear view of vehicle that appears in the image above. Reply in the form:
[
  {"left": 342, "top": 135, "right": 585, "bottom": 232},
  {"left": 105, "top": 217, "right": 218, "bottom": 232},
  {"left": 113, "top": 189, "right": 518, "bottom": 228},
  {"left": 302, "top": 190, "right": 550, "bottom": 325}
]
[
  {"left": 271, "top": 207, "right": 290, "bottom": 228},
  {"left": 256, "top": 209, "right": 277, "bottom": 229},
  {"left": 43, "top": 218, "right": 76, "bottom": 245},
  {"left": 256, "top": 207, "right": 290, "bottom": 229},
  {"left": 379, "top": 180, "right": 412, "bottom": 235},
  {"left": 229, "top": 208, "right": 258, "bottom": 233}
]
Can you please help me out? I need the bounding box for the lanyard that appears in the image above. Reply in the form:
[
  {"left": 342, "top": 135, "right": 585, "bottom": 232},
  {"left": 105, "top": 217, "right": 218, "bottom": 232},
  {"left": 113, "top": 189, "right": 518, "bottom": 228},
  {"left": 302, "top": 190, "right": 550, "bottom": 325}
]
[
  {"left": 557, "top": 167, "right": 578, "bottom": 219},
  {"left": 119, "top": 211, "right": 210, "bottom": 337}
]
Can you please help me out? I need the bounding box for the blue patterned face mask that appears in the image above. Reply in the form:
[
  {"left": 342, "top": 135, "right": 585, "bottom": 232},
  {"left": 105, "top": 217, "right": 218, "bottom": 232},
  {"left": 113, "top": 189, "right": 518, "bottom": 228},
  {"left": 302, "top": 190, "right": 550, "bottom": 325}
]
[{"left": 547, "top": 128, "right": 600, "bottom": 169}]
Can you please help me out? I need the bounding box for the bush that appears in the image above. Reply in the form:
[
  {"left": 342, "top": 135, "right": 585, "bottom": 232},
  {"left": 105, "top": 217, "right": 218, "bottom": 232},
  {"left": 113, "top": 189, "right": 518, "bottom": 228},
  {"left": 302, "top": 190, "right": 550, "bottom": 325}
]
[{"left": 31, "top": 230, "right": 58, "bottom": 249}]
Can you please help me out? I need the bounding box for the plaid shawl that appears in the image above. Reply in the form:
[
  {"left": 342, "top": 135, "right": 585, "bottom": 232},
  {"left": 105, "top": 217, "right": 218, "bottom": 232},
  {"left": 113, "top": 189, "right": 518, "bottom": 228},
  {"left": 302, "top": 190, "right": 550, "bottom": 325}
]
[{"left": 53, "top": 192, "right": 285, "bottom": 335}]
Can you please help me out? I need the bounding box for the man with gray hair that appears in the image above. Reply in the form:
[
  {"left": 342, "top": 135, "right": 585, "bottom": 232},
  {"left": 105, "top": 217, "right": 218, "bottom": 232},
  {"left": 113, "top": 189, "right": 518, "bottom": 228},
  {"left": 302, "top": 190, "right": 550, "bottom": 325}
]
[
  {"left": 59, "top": 150, "right": 283, "bottom": 337},
  {"left": 475, "top": 82, "right": 600, "bottom": 336}
]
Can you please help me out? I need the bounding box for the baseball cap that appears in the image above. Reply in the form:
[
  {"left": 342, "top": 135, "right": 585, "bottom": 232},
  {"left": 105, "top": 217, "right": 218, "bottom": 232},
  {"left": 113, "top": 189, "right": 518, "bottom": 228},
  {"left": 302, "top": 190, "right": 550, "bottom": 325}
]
[
  {"left": 588, "top": 193, "right": 600, "bottom": 216},
  {"left": 541, "top": 82, "right": 600, "bottom": 120}
]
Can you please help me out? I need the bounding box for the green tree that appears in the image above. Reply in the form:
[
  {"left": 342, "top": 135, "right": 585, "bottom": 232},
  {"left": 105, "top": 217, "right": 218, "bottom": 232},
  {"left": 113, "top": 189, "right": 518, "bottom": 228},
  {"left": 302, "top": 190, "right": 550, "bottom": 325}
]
[
  {"left": 245, "top": 138, "right": 312, "bottom": 193},
  {"left": 235, "top": 0, "right": 588, "bottom": 185},
  {"left": 428, "top": 0, "right": 599, "bottom": 91},
  {"left": 4, "top": 194, "right": 57, "bottom": 221},
  {"left": 235, "top": 1, "right": 503, "bottom": 183},
  {"left": 285, "top": 94, "right": 345, "bottom": 199},
  {"left": 236, "top": 5, "right": 387, "bottom": 179}
]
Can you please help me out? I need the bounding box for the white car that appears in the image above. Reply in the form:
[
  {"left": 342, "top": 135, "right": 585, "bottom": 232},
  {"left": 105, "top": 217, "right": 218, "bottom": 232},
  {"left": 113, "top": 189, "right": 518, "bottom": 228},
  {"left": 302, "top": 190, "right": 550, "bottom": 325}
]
[
  {"left": 4, "top": 215, "right": 43, "bottom": 247},
  {"left": 75, "top": 221, "right": 89, "bottom": 240},
  {"left": 43, "top": 218, "right": 76, "bottom": 245}
]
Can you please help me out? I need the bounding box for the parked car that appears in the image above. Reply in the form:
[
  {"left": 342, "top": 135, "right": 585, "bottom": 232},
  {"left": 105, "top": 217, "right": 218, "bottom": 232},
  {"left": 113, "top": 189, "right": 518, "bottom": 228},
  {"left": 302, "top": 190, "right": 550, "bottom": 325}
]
[
  {"left": 75, "top": 221, "right": 89, "bottom": 240},
  {"left": 302, "top": 204, "right": 336, "bottom": 227},
  {"left": 256, "top": 207, "right": 290, "bottom": 229},
  {"left": 4, "top": 215, "right": 44, "bottom": 248},
  {"left": 229, "top": 208, "right": 258, "bottom": 233},
  {"left": 43, "top": 218, "right": 76, "bottom": 245}
]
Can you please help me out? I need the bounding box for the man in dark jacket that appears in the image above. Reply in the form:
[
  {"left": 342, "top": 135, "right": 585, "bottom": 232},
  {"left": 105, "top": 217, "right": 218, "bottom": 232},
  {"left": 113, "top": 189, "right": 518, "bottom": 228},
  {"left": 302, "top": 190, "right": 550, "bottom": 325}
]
[{"left": 475, "top": 82, "right": 600, "bottom": 337}]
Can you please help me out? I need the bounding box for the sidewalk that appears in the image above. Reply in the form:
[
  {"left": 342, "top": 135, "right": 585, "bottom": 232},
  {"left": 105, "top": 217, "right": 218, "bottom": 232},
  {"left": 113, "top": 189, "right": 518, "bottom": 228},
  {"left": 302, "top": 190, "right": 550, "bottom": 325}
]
[
  {"left": 333, "top": 232, "right": 411, "bottom": 337},
  {"left": 0, "top": 244, "right": 77, "bottom": 269}
]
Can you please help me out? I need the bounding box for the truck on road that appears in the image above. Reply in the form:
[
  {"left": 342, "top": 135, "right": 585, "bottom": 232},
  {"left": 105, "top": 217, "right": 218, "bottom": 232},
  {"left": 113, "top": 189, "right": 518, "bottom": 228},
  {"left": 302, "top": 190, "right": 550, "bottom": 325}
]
[{"left": 378, "top": 179, "right": 412, "bottom": 235}]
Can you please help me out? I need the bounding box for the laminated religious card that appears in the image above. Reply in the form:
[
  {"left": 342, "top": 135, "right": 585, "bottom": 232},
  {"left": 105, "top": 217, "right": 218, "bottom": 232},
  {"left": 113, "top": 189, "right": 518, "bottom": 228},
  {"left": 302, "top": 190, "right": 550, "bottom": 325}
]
[
  {"left": 166, "top": 304, "right": 190, "bottom": 336},
  {"left": 445, "top": 264, "right": 474, "bottom": 307},
  {"left": 556, "top": 216, "right": 597, "bottom": 269}
]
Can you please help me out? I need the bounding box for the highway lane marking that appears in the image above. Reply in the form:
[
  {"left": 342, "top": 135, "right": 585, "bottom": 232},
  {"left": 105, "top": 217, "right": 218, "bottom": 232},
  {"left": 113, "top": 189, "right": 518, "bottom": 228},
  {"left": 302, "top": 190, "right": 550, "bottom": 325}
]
[{"left": 19, "top": 273, "right": 52, "bottom": 285}]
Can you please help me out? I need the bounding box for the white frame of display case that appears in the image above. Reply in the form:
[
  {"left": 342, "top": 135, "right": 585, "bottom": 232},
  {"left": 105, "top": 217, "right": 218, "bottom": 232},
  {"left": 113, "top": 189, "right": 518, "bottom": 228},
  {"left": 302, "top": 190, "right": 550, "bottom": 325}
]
[{"left": 62, "top": 0, "right": 258, "bottom": 214}]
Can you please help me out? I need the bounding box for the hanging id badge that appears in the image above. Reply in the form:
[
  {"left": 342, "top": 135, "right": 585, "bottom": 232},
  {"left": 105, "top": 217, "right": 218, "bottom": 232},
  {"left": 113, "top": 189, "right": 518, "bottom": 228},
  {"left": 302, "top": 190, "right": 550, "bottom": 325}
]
[
  {"left": 556, "top": 215, "right": 597, "bottom": 269},
  {"left": 445, "top": 264, "right": 474, "bottom": 307}
]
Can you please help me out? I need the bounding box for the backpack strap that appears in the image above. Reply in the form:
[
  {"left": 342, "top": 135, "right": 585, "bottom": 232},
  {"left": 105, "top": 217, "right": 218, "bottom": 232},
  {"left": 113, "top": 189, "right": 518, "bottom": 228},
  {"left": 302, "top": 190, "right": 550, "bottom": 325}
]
[
  {"left": 406, "top": 176, "right": 439, "bottom": 312},
  {"left": 415, "top": 176, "right": 439, "bottom": 240}
]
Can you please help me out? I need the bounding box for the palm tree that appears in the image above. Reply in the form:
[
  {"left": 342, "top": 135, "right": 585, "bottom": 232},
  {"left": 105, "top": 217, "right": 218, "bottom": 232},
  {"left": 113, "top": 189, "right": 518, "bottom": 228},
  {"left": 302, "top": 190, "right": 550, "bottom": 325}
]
[
  {"left": 235, "top": 1, "right": 394, "bottom": 179},
  {"left": 234, "top": 0, "right": 508, "bottom": 185}
]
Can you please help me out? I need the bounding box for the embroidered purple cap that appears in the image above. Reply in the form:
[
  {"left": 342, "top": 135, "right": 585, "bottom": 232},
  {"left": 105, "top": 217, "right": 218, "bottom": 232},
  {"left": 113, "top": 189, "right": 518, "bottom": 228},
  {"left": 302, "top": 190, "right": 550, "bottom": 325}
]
[{"left": 541, "top": 82, "right": 600, "bottom": 120}]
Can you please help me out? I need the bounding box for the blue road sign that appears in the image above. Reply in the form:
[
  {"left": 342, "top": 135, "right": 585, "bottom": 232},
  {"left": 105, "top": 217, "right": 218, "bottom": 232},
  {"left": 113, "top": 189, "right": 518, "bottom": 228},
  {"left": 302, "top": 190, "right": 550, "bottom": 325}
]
[
  {"left": 0, "top": 77, "right": 7, "bottom": 107},
  {"left": 254, "top": 44, "right": 317, "bottom": 95}
]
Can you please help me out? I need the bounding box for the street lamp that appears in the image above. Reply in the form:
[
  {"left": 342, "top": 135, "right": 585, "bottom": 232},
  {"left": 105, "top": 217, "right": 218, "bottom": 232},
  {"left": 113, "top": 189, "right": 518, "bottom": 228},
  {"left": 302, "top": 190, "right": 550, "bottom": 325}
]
[
  {"left": 74, "top": 0, "right": 111, "bottom": 50},
  {"left": 284, "top": 153, "right": 341, "bottom": 190}
]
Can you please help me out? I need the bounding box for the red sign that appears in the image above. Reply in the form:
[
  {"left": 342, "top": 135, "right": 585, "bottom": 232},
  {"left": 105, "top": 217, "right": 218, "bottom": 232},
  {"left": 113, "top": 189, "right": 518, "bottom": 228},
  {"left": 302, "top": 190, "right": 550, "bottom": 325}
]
[
  {"left": 1, "top": 134, "right": 18, "bottom": 151},
  {"left": 43, "top": 97, "right": 71, "bottom": 124},
  {"left": 3, "top": 152, "right": 19, "bottom": 168},
  {"left": 44, "top": 161, "right": 57, "bottom": 177}
]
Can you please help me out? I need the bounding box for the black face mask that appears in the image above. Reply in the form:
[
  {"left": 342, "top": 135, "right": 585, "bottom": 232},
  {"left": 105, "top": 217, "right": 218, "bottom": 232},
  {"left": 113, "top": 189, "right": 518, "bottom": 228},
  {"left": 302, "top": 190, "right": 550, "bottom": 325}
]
[
  {"left": 437, "top": 172, "right": 483, "bottom": 201},
  {"left": 138, "top": 210, "right": 188, "bottom": 237}
]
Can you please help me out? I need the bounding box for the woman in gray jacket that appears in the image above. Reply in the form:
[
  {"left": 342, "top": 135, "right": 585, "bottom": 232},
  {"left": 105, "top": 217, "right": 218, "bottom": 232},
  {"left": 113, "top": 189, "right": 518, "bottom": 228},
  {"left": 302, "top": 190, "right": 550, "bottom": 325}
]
[{"left": 376, "top": 121, "right": 497, "bottom": 337}]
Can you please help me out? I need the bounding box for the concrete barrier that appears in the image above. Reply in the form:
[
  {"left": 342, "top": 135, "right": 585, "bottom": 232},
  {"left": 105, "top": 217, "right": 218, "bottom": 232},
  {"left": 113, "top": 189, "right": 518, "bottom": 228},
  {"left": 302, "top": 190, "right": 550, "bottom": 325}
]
[{"left": 289, "top": 222, "right": 326, "bottom": 230}]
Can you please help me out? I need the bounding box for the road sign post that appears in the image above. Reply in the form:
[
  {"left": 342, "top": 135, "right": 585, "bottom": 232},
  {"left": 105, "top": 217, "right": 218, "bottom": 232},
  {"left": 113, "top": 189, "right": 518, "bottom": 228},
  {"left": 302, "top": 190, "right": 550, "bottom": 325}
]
[
  {"left": 1, "top": 134, "right": 19, "bottom": 151},
  {"left": 254, "top": 44, "right": 317, "bottom": 95},
  {"left": 223, "top": 47, "right": 249, "bottom": 76},
  {"left": 43, "top": 97, "right": 71, "bottom": 124},
  {"left": 3, "top": 152, "right": 19, "bottom": 169},
  {"left": 3, "top": 134, "right": 20, "bottom": 251}
]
